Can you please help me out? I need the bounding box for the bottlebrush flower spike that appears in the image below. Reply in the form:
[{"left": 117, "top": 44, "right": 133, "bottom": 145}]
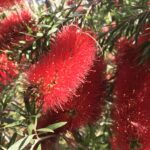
[
  {"left": 38, "top": 59, "right": 105, "bottom": 150},
  {"left": 37, "top": 59, "right": 105, "bottom": 130},
  {"left": 0, "top": 0, "right": 24, "bottom": 9},
  {"left": 0, "top": 9, "right": 34, "bottom": 51},
  {"left": 0, "top": 53, "right": 18, "bottom": 89},
  {"left": 112, "top": 26, "right": 150, "bottom": 150},
  {"left": 28, "top": 25, "right": 97, "bottom": 112}
]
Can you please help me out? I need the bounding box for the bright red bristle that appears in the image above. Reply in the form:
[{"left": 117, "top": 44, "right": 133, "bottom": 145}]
[
  {"left": 37, "top": 59, "right": 105, "bottom": 131},
  {"left": 28, "top": 25, "right": 97, "bottom": 111},
  {"left": 38, "top": 59, "right": 105, "bottom": 150},
  {"left": 112, "top": 26, "right": 150, "bottom": 150},
  {"left": 0, "top": 0, "right": 24, "bottom": 9},
  {"left": 0, "top": 53, "right": 18, "bottom": 89},
  {"left": 0, "top": 9, "right": 33, "bottom": 51}
]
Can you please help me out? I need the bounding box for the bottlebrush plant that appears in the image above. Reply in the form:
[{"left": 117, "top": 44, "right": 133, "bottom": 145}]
[{"left": 0, "top": 0, "right": 150, "bottom": 150}]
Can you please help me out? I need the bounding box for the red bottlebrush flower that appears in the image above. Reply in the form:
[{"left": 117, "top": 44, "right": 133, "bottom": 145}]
[
  {"left": 0, "top": 53, "right": 18, "bottom": 89},
  {"left": 37, "top": 59, "right": 105, "bottom": 130},
  {"left": 112, "top": 27, "right": 150, "bottom": 150},
  {"left": 0, "top": 0, "right": 24, "bottom": 9},
  {"left": 76, "top": 6, "right": 85, "bottom": 13},
  {"left": 0, "top": 9, "right": 34, "bottom": 51},
  {"left": 135, "top": 76, "right": 150, "bottom": 150},
  {"left": 112, "top": 72, "right": 150, "bottom": 150},
  {"left": 111, "top": 21, "right": 117, "bottom": 29},
  {"left": 67, "top": 0, "right": 74, "bottom": 5},
  {"left": 137, "top": 25, "right": 150, "bottom": 46},
  {"left": 28, "top": 25, "right": 97, "bottom": 112},
  {"left": 102, "top": 25, "right": 110, "bottom": 33},
  {"left": 38, "top": 59, "right": 105, "bottom": 150}
]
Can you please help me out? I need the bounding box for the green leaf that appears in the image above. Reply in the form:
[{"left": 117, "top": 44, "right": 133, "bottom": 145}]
[
  {"left": 26, "top": 53, "right": 30, "bottom": 60},
  {"left": 46, "top": 122, "right": 67, "bottom": 131},
  {"left": 19, "top": 41, "right": 26, "bottom": 44},
  {"left": 38, "top": 24, "right": 51, "bottom": 28},
  {"left": 1, "top": 50, "right": 13, "bottom": 54},
  {"left": 8, "top": 135, "right": 34, "bottom": 150},
  {"left": 16, "top": 130, "right": 24, "bottom": 137},
  {"left": 37, "top": 122, "right": 67, "bottom": 133},
  {"left": 47, "top": 27, "right": 58, "bottom": 36},
  {"left": 4, "top": 121, "right": 23, "bottom": 128},
  {"left": 36, "top": 32, "right": 43, "bottom": 37},
  {"left": 37, "top": 128, "right": 54, "bottom": 133},
  {"left": 28, "top": 123, "right": 35, "bottom": 135},
  {"left": 37, "top": 144, "right": 42, "bottom": 150},
  {"left": 32, "top": 41, "right": 37, "bottom": 50},
  {"left": 7, "top": 133, "right": 17, "bottom": 148}
]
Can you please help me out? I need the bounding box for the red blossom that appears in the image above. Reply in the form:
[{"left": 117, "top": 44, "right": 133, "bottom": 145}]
[
  {"left": 38, "top": 59, "right": 105, "bottom": 150},
  {"left": 112, "top": 26, "right": 150, "bottom": 150},
  {"left": 0, "top": 0, "right": 24, "bottom": 9},
  {"left": 67, "top": 0, "right": 74, "bottom": 5},
  {"left": 0, "top": 53, "right": 18, "bottom": 89},
  {"left": 102, "top": 25, "right": 110, "bottom": 33},
  {"left": 37, "top": 59, "right": 105, "bottom": 131},
  {"left": 0, "top": 9, "right": 34, "bottom": 51},
  {"left": 28, "top": 25, "right": 97, "bottom": 112}
]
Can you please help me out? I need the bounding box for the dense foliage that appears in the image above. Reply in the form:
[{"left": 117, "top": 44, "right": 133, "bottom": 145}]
[{"left": 0, "top": 0, "right": 150, "bottom": 150}]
